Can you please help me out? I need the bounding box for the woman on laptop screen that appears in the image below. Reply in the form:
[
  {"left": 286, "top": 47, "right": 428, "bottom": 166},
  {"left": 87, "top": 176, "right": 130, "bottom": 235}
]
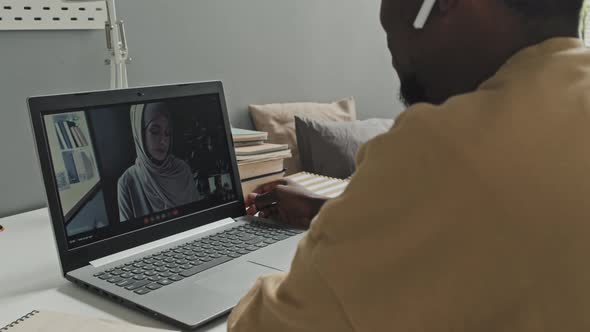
[{"left": 117, "top": 102, "right": 200, "bottom": 222}]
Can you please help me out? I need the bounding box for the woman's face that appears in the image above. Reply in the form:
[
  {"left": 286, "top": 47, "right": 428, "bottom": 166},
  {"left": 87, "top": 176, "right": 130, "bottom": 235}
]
[{"left": 144, "top": 113, "right": 171, "bottom": 161}]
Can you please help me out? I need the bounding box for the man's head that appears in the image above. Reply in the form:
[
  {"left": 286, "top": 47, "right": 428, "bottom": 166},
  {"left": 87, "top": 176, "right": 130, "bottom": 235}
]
[{"left": 381, "top": 0, "right": 584, "bottom": 106}]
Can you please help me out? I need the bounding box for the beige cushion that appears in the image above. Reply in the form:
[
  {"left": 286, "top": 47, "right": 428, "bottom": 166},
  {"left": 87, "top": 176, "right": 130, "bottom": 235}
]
[{"left": 249, "top": 98, "right": 356, "bottom": 175}]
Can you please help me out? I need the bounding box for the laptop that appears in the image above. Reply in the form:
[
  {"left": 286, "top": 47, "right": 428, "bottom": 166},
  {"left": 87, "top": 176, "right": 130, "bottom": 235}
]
[{"left": 28, "top": 81, "right": 305, "bottom": 329}]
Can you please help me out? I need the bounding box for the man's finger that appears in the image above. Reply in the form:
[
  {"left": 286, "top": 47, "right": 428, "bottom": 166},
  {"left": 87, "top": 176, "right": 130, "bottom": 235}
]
[
  {"left": 259, "top": 208, "right": 272, "bottom": 219},
  {"left": 252, "top": 179, "right": 288, "bottom": 195},
  {"left": 245, "top": 204, "right": 258, "bottom": 216},
  {"left": 254, "top": 189, "right": 280, "bottom": 211},
  {"left": 244, "top": 193, "right": 258, "bottom": 208}
]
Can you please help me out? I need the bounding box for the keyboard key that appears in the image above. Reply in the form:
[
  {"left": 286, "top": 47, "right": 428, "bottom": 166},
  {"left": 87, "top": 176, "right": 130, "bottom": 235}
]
[
  {"left": 246, "top": 245, "right": 259, "bottom": 251},
  {"left": 181, "top": 264, "right": 193, "bottom": 270},
  {"left": 145, "top": 271, "right": 157, "bottom": 276},
  {"left": 228, "top": 253, "right": 241, "bottom": 258},
  {"left": 240, "top": 233, "right": 256, "bottom": 240},
  {"left": 148, "top": 275, "right": 163, "bottom": 282},
  {"left": 121, "top": 272, "right": 134, "bottom": 279},
  {"left": 133, "top": 274, "right": 146, "bottom": 280},
  {"left": 155, "top": 267, "right": 167, "bottom": 273},
  {"left": 170, "top": 268, "right": 182, "bottom": 274},
  {"left": 116, "top": 279, "right": 135, "bottom": 287},
  {"left": 256, "top": 242, "right": 268, "bottom": 248},
  {"left": 107, "top": 277, "right": 123, "bottom": 283},
  {"left": 110, "top": 269, "right": 124, "bottom": 276},
  {"left": 169, "top": 275, "right": 184, "bottom": 281},
  {"left": 160, "top": 272, "right": 173, "bottom": 277},
  {"left": 246, "top": 237, "right": 263, "bottom": 245},
  {"left": 98, "top": 274, "right": 112, "bottom": 280},
  {"left": 158, "top": 279, "right": 174, "bottom": 286},
  {"left": 238, "top": 249, "right": 249, "bottom": 255},
  {"left": 134, "top": 288, "right": 151, "bottom": 295},
  {"left": 93, "top": 272, "right": 105, "bottom": 277},
  {"left": 131, "top": 269, "right": 145, "bottom": 274},
  {"left": 273, "top": 235, "right": 290, "bottom": 241},
  {"left": 175, "top": 259, "right": 188, "bottom": 265},
  {"left": 125, "top": 280, "right": 150, "bottom": 290},
  {"left": 147, "top": 283, "right": 163, "bottom": 290},
  {"left": 143, "top": 265, "right": 155, "bottom": 271},
  {"left": 180, "top": 256, "right": 233, "bottom": 278}
]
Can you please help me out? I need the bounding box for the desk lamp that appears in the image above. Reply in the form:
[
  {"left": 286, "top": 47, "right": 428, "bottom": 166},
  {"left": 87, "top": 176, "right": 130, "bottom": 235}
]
[{"left": 66, "top": 0, "right": 130, "bottom": 89}]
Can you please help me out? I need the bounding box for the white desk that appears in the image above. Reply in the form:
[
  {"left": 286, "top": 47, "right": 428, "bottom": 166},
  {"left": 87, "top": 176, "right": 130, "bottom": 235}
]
[{"left": 0, "top": 209, "right": 227, "bottom": 331}]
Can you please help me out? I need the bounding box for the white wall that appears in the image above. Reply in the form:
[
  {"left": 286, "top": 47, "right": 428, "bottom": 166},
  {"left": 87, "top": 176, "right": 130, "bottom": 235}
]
[{"left": 0, "top": 0, "right": 404, "bottom": 216}]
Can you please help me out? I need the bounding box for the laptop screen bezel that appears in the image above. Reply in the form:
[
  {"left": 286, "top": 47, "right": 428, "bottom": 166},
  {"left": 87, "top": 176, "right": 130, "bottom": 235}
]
[{"left": 28, "top": 81, "right": 246, "bottom": 274}]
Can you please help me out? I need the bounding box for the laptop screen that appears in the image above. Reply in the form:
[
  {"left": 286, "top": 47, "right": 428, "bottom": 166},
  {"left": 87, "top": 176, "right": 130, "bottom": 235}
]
[{"left": 41, "top": 93, "right": 239, "bottom": 249}]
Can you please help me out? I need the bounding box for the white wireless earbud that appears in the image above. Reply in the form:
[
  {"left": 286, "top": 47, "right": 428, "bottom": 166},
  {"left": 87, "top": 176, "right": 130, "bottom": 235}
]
[{"left": 413, "top": 0, "right": 436, "bottom": 29}]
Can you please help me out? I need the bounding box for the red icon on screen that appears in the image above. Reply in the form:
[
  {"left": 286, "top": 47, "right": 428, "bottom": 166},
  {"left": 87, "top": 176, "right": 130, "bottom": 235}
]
[
  {"left": 172, "top": 209, "right": 179, "bottom": 216},
  {"left": 143, "top": 218, "right": 149, "bottom": 225}
]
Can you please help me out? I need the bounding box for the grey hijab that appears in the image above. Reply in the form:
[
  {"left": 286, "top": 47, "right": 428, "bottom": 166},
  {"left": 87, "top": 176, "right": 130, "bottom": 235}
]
[{"left": 130, "top": 103, "right": 199, "bottom": 211}]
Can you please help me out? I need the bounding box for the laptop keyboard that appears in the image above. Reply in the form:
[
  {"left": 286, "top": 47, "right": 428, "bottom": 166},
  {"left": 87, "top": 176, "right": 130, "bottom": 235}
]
[{"left": 93, "top": 222, "right": 304, "bottom": 295}]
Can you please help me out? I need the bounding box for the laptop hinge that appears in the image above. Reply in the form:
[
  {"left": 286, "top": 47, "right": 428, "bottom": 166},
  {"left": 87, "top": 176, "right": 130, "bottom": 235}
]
[{"left": 90, "top": 217, "right": 236, "bottom": 268}]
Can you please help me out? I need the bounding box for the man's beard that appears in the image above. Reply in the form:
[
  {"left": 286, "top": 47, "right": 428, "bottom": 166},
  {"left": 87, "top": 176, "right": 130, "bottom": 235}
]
[{"left": 399, "top": 74, "right": 429, "bottom": 107}]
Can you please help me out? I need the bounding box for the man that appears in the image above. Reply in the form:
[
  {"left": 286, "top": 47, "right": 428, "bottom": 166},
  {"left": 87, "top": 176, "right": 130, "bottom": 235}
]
[{"left": 229, "top": 0, "right": 590, "bottom": 330}]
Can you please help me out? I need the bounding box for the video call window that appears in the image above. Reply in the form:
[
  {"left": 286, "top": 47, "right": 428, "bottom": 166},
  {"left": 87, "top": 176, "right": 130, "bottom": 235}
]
[{"left": 43, "top": 95, "right": 237, "bottom": 249}]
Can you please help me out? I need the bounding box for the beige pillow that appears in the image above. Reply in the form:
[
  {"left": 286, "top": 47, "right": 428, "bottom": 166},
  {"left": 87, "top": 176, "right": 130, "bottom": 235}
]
[{"left": 249, "top": 98, "right": 356, "bottom": 175}]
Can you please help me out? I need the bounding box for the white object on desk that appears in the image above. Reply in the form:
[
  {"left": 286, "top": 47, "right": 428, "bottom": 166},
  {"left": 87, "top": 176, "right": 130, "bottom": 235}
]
[
  {"left": 1, "top": 310, "right": 177, "bottom": 331},
  {"left": 0, "top": 209, "right": 226, "bottom": 332}
]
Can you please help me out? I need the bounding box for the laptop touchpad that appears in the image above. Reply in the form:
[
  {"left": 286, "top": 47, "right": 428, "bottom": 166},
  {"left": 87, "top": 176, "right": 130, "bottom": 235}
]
[
  {"left": 194, "top": 261, "right": 277, "bottom": 296},
  {"left": 247, "top": 234, "right": 304, "bottom": 272}
]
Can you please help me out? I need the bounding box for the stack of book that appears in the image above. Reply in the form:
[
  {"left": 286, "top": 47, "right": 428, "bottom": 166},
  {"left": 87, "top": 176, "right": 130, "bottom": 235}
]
[
  {"left": 231, "top": 128, "right": 292, "bottom": 195},
  {"left": 286, "top": 172, "right": 350, "bottom": 198}
]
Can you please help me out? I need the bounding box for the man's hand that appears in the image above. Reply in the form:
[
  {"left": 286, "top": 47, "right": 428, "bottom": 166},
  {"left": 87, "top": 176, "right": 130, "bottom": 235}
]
[{"left": 245, "top": 179, "right": 328, "bottom": 229}]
